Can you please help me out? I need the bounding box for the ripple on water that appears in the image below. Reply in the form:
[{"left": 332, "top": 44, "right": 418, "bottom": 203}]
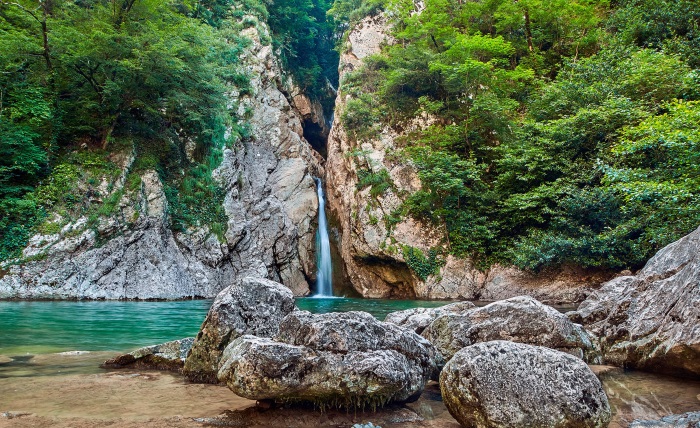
[{"left": 601, "top": 369, "right": 700, "bottom": 427}]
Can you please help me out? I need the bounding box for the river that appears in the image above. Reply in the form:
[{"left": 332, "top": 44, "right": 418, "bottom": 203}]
[{"left": 0, "top": 299, "right": 698, "bottom": 427}]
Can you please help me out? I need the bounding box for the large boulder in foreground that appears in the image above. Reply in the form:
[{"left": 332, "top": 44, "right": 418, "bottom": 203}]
[
  {"left": 102, "top": 337, "right": 194, "bottom": 371},
  {"left": 422, "top": 296, "right": 595, "bottom": 363},
  {"left": 384, "top": 301, "right": 476, "bottom": 334},
  {"left": 217, "top": 311, "right": 438, "bottom": 409},
  {"left": 441, "top": 341, "right": 611, "bottom": 428},
  {"left": 630, "top": 411, "right": 700, "bottom": 428},
  {"left": 183, "top": 277, "right": 295, "bottom": 383},
  {"left": 570, "top": 226, "right": 700, "bottom": 378}
]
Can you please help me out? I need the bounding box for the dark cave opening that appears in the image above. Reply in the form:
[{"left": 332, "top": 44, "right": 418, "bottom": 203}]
[{"left": 303, "top": 119, "right": 328, "bottom": 158}]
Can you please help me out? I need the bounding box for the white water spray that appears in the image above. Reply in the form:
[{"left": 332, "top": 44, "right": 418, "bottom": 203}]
[{"left": 314, "top": 177, "right": 333, "bottom": 297}]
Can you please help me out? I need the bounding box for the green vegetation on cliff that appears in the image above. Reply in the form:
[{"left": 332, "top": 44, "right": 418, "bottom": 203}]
[
  {"left": 0, "top": 0, "right": 339, "bottom": 261},
  {"left": 336, "top": 0, "right": 700, "bottom": 271}
]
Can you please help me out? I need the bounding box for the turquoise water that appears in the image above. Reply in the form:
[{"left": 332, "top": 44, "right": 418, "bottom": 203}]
[
  {"left": 0, "top": 298, "right": 453, "bottom": 355},
  {"left": 1, "top": 298, "right": 699, "bottom": 426},
  {"left": 0, "top": 300, "right": 212, "bottom": 355}
]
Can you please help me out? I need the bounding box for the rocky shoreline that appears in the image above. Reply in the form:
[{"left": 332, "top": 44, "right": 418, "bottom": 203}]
[{"left": 91, "top": 226, "right": 700, "bottom": 428}]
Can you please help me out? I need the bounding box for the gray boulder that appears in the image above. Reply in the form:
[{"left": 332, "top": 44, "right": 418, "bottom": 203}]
[
  {"left": 440, "top": 340, "right": 611, "bottom": 428},
  {"left": 422, "top": 296, "right": 595, "bottom": 363},
  {"left": 630, "top": 412, "right": 700, "bottom": 428},
  {"left": 384, "top": 301, "right": 476, "bottom": 334},
  {"left": 217, "top": 311, "right": 438, "bottom": 409},
  {"left": 101, "top": 337, "right": 194, "bottom": 371},
  {"left": 571, "top": 226, "right": 700, "bottom": 378},
  {"left": 183, "top": 277, "right": 295, "bottom": 383}
]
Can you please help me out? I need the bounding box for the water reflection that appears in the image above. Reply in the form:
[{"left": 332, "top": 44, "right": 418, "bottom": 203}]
[{"left": 601, "top": 369, "right": 700, "bottom": 427}]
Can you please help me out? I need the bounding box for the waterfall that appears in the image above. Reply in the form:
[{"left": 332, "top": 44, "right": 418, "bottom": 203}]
[{"left": 314, "top": 177, "right": 333, "bottom": 297}]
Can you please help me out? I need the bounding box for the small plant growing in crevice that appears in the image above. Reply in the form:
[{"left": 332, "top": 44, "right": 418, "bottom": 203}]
[
  {"left": 401, "top": 245, "right": 444, "bottom": 281},
  {"left": 356, "top": 168, "right": 394, "bottom": 199}
]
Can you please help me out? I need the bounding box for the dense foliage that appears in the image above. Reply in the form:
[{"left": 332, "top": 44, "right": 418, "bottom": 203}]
[
  {"left": 2, "top": 0, "right": 698, "bottom": 275},
  {"left": 268, "top": 0, "right": 339, "bottom": 102},
  {"left": 337, "top": 0, "right": 700, "bottom": 271}
]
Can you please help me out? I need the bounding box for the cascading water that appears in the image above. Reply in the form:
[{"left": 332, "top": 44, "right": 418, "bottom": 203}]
[{"left": 314, "top": 177, "right": 333, "bottom": 297}]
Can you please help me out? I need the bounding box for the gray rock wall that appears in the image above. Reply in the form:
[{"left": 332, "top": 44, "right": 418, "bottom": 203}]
[
  {"left": 0, "top": 16, "right": 323, "bottom": 300},
  {"left": 571, "top": 225, "right": 700, "bottom": 378}
]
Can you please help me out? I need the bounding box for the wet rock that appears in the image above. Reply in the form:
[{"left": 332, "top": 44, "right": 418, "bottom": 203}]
[
  {"left": 102, "top": 338, "right": 194, "bottom": 372},
  {"left": 630, "top": 411, "right": 700, "bottom": 428},
  {"left": 384, "top": 301, "right": 476, "bottom": 335},
  {"left": 422, "top": 296, "right": 595, "bottom": 363},
  {"left": 195, "top": 405, "right": 422, "bottom": 428},
  {"left": 183, "top": 277, "right": 295, "bottom": 383},
  {"left": 440, "top": 340, "right": 611, "bottom": 428},
  {"left": 572, "top": 226, "right": 700, "bottom": 378},
  {"left": 217, "top": 311, "right": 438, "bottom": 409}
]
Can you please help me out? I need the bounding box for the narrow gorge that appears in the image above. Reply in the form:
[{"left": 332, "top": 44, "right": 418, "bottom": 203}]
[
  {"left": 1, "top": 0, "right": 699, "bottom": 427},
  {"left": 0, "top": 13, "right": 615, "bottom": 303}
]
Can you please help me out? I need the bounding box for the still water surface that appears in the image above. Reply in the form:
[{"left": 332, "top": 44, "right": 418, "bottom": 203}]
[{"left": 0, "top": 298, "right": 458, "bottom": 355}]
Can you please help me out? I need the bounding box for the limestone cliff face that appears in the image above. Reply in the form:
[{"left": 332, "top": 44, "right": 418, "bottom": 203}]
[
  {"left": 214, "top": 22, "right": 324, "bottom": 296},
  {"left": 0, "top": 17, "right": 323, "bottom": 299},
  {"left": 325, "top": 15, "right": 612, "bottom": 303}
]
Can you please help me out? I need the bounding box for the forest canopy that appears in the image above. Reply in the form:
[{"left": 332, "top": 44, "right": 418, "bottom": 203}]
[
  {"left": 335, "top": 0, "right": 700, "bottom": 270},
  {"left": 1, "top": 0, "right": 698, "bottom": 273}
]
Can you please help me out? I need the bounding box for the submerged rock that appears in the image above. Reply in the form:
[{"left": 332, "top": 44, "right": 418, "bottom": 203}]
[
  {"left": 183, "top": 277, "right": 295, "bottom": 383},
  {"left": 422, "top": 296, "right": 595, "bottom": 363},
  {"left": 217, "top": 311, "right": 438, "bottom": 409},
  {"left": 440, "top": 341, "right": 611, "bottom": 428},
  {"left": 101, "top": 337, "right": 194, "bottom": 371},
  {"left": 384, "top": 301, "right": 476, "bottom": 335},
  {"left": 571, "top": 226, "right": 700, "bottom": 378},
  {"left": 630, "top": 412, "right": 700, "bottom": 428}
]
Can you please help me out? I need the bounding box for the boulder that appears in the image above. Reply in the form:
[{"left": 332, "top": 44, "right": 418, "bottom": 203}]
[
  {"left": 422, "top": 296, "right": 595, "bottom": 363},
  {"left": 440, "top": 341, "right": 611, "bottom": 428},
  {"left": 571, "top": 226, "right": 700, "bottom": 378},
  {"left": 630, "top": 412, "right": 700, "bottom": 428},
  {"left": 217, "top": 311, "right": 438, "bottom": 409},
  {"left": 384, "top": 302, "right": 476, "bottom": 334},
  {"left": 183, "top": 277, "right": 295, "bottom": 383},
  {"left": 101, "top": 337, "right": 194, "bottom": 371}
]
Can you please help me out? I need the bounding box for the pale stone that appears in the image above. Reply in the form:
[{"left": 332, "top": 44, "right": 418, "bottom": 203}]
[
  {"left": 571, "top": 226, "right": 700, "bottom": 378},
  {"left": 440, "top": 341, "right": 611, "bottom": 428}
]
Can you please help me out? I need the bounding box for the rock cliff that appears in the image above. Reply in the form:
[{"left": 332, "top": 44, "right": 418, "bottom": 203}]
[
  {"left": 325, "top": 15, "right": 613, "bottom": 302},
  {"left": 0, "top": 15, "right": 324, "bottom": 299}
]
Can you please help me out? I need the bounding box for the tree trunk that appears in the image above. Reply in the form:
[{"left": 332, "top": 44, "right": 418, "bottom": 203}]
[
  {"left": 524, "top": 8, "right": 534, "bottom": 52},
  {"left": 101, "top": 114, "right": 119, "bottom": 150}
]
